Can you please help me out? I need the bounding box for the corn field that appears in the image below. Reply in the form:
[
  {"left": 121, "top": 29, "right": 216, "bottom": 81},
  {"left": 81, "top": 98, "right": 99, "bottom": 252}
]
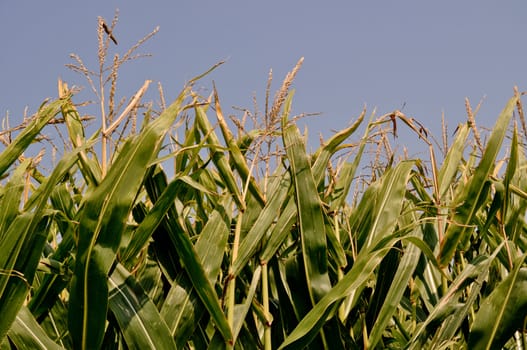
[{"left": 1, "top": 17, "right": 527, "bottom": 350}]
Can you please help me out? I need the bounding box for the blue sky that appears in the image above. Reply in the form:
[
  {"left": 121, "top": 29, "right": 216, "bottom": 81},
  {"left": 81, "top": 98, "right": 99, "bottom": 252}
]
[{"left": 1, "top": 1, "right": 525, "bottom": 155}]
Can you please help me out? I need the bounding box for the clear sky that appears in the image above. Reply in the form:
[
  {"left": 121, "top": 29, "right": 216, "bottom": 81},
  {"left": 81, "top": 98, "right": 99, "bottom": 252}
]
[{"left": 1, "top": 1, "right": 525, "bottom": 155}]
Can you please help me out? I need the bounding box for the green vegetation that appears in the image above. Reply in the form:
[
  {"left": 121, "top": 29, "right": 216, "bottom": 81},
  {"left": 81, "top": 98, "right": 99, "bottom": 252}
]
[{"left": 1, "top": 15, "right": 527, "bottom": 349}]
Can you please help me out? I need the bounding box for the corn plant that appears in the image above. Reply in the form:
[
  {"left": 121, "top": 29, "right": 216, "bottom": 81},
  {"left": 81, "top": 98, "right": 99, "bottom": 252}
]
[{"left": 1, "top": 14, "right": 527, "bottom": 350}]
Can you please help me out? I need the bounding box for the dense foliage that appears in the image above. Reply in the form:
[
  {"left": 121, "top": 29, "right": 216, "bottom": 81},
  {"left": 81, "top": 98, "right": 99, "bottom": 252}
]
[{"left": 1, "top": 17, "right": 527, "bottom": 349}]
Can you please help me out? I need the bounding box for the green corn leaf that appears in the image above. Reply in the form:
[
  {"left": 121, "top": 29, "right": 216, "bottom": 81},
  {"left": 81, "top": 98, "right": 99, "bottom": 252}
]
[
  {"left": 256, "top": 142, "right": 361, "bottom": 268},
  {"left": 134, "top": 256, "right": 165, "bottom": 307},
  {"left": 193, "top": 203, "right": 231, "bottom": 284},
  {"left": 141, "top": 167, "right": 183, "bottom": 281},
  {"left": 0, "top": 144, "right": 88, "bottom": 340},
  {"left": 139, "top": 168, "right": 232, "bottom": 345},
  {"left": 0, "top": 214, "right": 52, "bottom": 340},
  {"left": 438, "top": 96, "right": 517, "bottom": 266},
  {"left": 278, "top": 235, "right": 401, "bottom": 349},
  {"left": 245, "top": 108, "right": 363, "bottom": 272},
  {"left": 214, "top": 85, "right": 265, "bottom": 206},
  {"left": 23, "top": 139, "right": 95, "bottom": 213},
  {"left": 108, "top": 263, "right": 176, "bottom": 350},
  {"left": 59, "top": 85, "right": 102, "bottom": 186},
  {"left": 277, "top": 160, "right": 415, "bottom": 349},
  {"left": 324, "top": 218, "right": 347, "bottom": 270},
  {"left": 232, "top": 265, "right": 262, "bottom": 341},
  {"left": 39, "top": 300, "right": 71, "bottom": 349},
  {"left": 194, "top": 102, "right": 245, "bottom": 211},
  {"left": 502, "top": 123, "right": 518, "bottom": 223},
  {"left": 7, "top": 306, "right": 63, "bottom": 350},
  {"left": 207, "top": 265, "right": 264, "bottom": 347},
  {"left": 311, "top": 109, "right": 365, "bottom": 188},
  {"left": 468, "top": 256, "right": 527, "bottom": 350},
  {"left": 408, "top": 248, "right": 501, "bottom": 349},
  {"left": 232, "top": 171, "right": 291, "bottom": 277},
  {"left": 271, "top": 259, "right": 303, "bottom": 339},
  {"left": 28, "top": 184, "right": 77, "bottom": 319},
  {"left": 437, "top": 123, "right": 469, "bottom": 200},
  {"left": 59, "top": 83, "right": 85, "bottom": 144},
  {"left": 163, "top": 201, "right": 231, "bottom": 345},
  {"left": 282, "top": 91, "right": 331, "bottom": 304},
  {"left": 161, "top": 282, "right": 197, "bottom": 347},
  {"left": 328, "top": 111, "right": 373, "bottom": 212},
  {"left": 120, "top": 173, "right": 214, "bottom": 265},
  {"left": 68, "top": 88, "right": 189, "bottom": 350},
  {"left": 366, "top": 161, "right": 415, "bottom": 248},
  {"left": 0, "top": 98, "right": 64, "bottom": 177},
  {"left": 507, "top": 130, "right": 527, "bottom": 243},
  {"left": 368, "top": 210, "right": 422, "bottom": 348},
  {"left": 433, "top": 250, "right": 493, "bottom": 345},
  {"left": 258, "top": 193, "right": 298, "bottom": 265},
  {"left": 0, "top": 159, "right": 31, "bottom": 240},
  {"left": 348, "top": 184, "right": 377, "bottom": 250},
  {"left": 174, "top": 121, "right": 201, "bottom": 174}
]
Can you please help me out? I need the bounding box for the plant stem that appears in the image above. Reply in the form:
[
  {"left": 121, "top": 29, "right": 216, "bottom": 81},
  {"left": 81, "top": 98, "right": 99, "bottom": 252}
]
[
  {"left": 262, "top": 263, "right": 271, "bottom": 350},
  {"left": 227, "top": 209, "right": 243, "bottom": 341}
]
